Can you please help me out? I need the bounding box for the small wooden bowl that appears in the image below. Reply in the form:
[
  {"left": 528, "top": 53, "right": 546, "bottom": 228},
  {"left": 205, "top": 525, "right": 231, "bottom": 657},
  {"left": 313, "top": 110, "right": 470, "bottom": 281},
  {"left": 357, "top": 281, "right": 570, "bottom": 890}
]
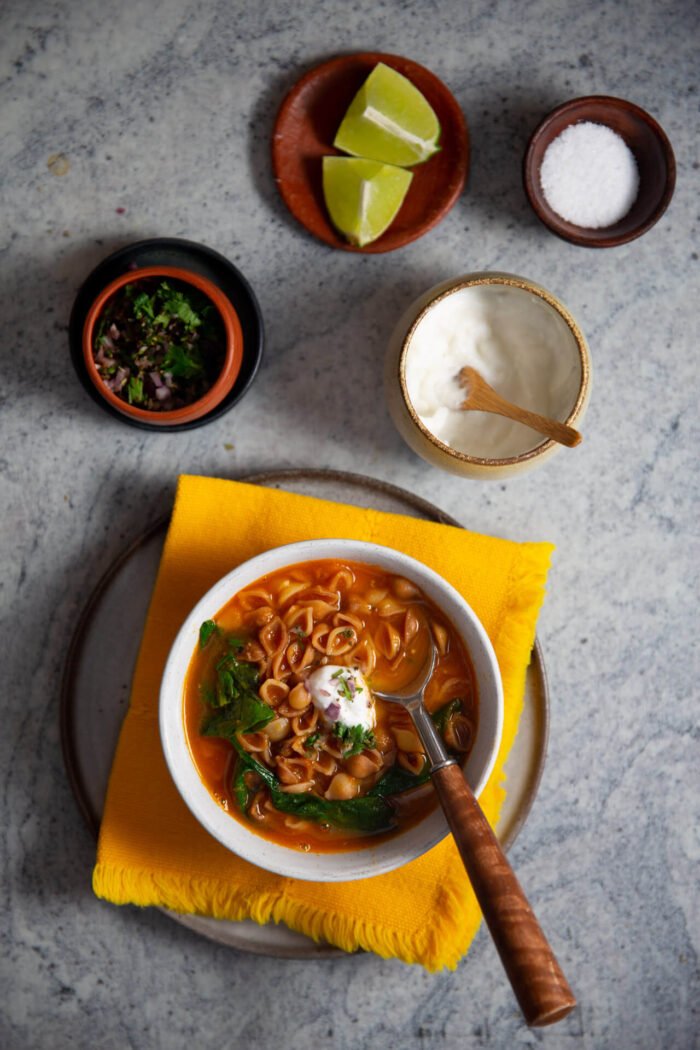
[
  {"left": 82, "top": 266, "right": 244, "bottom": 426},
  {"left": 523, "top": 96, "right": 675, "bottom": 248},
  {"left": 272, "top": 52, "right": 469, "bottom": 253}
]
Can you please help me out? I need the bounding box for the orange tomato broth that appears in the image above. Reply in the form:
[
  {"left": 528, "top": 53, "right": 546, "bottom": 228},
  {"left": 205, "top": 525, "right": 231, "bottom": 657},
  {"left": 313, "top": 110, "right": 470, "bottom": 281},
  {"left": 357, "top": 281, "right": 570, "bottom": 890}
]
[{"left": 184, "top": 559, "right": 477, "bottom": 852}]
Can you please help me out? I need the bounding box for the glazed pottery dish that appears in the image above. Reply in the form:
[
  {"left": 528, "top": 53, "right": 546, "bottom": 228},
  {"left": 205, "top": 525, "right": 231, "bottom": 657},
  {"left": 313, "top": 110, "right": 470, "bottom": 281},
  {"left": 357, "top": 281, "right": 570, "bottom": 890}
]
[
  {"left": 159, "top": 538, "right": 504, "bottom": 881},
  {"left": 385, "top": 272, "right": 591, "bottom": 479},
  {"left": 82, "top": 265, "right": 244, "bottom": 426},
  {"left": 523, "top": 95, "right": 675, "bottom": 247},
  {"left": 272, "top": 51, "right": 469, "bottom": 253}
]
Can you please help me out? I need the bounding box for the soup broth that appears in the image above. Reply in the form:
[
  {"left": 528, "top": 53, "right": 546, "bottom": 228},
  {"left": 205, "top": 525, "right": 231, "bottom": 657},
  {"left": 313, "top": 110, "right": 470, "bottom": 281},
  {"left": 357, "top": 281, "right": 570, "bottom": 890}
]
[{"left": 184, "top": 559, "right": 478, "bottom": 852}]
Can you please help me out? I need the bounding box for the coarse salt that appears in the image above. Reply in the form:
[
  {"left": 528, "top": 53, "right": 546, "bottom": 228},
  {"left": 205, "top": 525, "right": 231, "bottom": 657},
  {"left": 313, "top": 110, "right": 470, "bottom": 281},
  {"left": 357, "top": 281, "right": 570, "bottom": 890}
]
[{"left": 539, "top": 121, "right": 639, "bottom": 228}]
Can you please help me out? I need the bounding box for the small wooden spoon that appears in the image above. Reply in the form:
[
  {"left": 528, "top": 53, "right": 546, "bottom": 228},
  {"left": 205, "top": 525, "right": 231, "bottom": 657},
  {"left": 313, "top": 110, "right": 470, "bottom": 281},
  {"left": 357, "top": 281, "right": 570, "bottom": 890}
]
[{"left": 458, "top": 366, "right": 582, "bottom": 448}]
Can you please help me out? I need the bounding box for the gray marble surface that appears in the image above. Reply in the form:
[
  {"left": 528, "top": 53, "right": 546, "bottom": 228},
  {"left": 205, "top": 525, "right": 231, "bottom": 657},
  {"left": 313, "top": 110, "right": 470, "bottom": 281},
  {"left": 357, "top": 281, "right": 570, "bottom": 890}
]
[{"left": 1, "top": 0, "right": 698, "bottom": 1046}]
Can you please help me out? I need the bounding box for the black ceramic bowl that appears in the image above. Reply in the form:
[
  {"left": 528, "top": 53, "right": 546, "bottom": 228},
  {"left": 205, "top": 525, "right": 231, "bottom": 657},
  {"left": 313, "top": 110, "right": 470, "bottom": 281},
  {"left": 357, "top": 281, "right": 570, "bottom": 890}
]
[{"left": 69, "top": 238, "right": 264, "bottom": 431}]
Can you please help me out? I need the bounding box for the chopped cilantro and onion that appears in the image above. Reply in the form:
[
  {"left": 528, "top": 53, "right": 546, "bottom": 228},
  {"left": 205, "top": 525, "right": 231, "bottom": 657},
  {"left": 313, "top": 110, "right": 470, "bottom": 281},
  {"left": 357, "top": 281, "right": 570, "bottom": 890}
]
[{"left": 92, "top": 278, "right": 226, "bottom": 410}]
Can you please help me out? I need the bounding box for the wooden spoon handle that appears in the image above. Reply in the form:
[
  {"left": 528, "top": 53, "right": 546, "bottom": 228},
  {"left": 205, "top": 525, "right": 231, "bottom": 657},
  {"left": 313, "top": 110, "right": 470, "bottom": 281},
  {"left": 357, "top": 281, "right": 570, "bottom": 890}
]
[
  {"left": 465, "top": 386, "right": 582, "bottom": 448},
  {"left": 432, "top": 763, "right": 576, "bottom": 1027}
]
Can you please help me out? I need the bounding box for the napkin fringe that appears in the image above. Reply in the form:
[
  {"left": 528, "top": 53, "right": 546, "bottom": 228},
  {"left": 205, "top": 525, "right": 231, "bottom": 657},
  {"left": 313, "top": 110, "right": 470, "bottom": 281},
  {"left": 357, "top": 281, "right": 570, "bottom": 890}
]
[{"left": 92, "top": 863, "right": 472, "bottom": 971}]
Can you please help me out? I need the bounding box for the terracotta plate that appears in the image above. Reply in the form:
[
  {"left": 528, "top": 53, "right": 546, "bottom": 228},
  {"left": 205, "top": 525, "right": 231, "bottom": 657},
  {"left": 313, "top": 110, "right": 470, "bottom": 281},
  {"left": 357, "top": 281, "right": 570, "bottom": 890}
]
[
  {"left": 272, "top": 53, "right": 469, "bottom": 253},
  {"left": 61, "top": 469, "right": 548, "bottom": 959}
]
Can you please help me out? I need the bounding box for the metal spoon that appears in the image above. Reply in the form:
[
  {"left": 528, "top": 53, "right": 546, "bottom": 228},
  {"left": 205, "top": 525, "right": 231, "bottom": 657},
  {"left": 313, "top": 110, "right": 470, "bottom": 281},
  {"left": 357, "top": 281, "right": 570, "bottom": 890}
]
[
  {"left": 374, "top": 650, "right": 576, "bottom": 1028},
  {"left": 458, "top": 365, "right": 582, "bottom": 448}
]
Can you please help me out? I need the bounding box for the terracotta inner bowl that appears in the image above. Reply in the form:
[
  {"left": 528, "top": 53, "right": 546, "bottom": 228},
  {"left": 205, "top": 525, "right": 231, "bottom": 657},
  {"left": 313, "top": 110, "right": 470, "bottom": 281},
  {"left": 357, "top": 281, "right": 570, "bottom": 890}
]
[
  {"left": 523, "top": 95, "right": 676, "bottom": 248},
  {"left": 82, "top": 266, "right": 244, "bottom": 426}
]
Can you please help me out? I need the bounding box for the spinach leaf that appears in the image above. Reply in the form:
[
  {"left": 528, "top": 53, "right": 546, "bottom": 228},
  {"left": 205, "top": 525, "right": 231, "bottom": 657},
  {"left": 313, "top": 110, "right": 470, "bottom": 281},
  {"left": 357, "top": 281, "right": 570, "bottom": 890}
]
[
  {"left": 369, "top": 764, "right": 430, "bottom": 797},
  {"left": 202, "top": 688, "right": 273, "bottom": 735},
  {"left": 216, "top": 649, "right": 259, "bottom": 695},
  {"left": 230, "top": 739, "right": 394, "bottom": 832},
  {"left": 270, "top": 789, "right": 394, "bottom": 833},
  {"left": 230, "top": 742, "right": 276, "bottom": 811},
  {"left": 431, "top": 697, "right": 462, "bottom": 734},
  {"left": 199, "top": 619, "right": 219, "bottom": 649},
  {"left": 198, "top": 625, "right": 274, "bottom": 733}
]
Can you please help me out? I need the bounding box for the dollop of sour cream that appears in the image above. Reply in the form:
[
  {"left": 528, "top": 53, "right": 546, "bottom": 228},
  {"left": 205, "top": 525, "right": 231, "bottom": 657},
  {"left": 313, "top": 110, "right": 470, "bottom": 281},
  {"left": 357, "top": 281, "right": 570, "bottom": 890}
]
[
  {"left": 405, "top": 284, "right": 582, "bottom": 458},
  {"left": 305, "top": 665, "right": 375, "bottom": 731}
]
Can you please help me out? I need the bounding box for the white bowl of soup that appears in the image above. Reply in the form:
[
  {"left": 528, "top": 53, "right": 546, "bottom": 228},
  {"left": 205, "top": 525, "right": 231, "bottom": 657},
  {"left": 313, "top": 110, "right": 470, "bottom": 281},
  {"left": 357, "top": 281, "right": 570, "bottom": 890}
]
[{"left": 160, "top": 539, "right": 503, "bottom": 881}]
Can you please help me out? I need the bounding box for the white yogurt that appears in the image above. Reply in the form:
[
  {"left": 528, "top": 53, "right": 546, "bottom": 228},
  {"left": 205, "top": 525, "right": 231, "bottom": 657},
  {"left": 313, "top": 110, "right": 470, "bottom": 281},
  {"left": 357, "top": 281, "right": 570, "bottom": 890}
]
[
  {"left": 404, "top": 284, "right": 582, "bottom": 458},
  {"left": 306, "top": 665, "right": 375, "bottom": 731}
]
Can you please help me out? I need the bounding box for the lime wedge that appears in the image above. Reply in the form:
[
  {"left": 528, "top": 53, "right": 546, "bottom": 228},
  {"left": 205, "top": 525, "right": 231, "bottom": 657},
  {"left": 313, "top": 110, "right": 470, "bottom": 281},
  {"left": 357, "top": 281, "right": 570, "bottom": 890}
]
[
  {"left": 333, "top": 62, "right": 441, "bottom": 167},
  {"left": 322, "top": 157, "right": 413, "bottom": 247}
]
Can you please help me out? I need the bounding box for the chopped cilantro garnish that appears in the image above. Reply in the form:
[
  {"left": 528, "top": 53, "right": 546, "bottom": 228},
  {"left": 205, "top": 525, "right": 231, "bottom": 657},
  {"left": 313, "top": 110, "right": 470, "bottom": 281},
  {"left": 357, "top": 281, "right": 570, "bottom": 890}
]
[
  {"left": 304, "top": 732, "right": 321, "bottom": 750},
  {"left": 333, "top": 723, "right": 376, "bottom": 756},
  {"left": 91, "top": 277, "right": 225, "bottom": 413}
]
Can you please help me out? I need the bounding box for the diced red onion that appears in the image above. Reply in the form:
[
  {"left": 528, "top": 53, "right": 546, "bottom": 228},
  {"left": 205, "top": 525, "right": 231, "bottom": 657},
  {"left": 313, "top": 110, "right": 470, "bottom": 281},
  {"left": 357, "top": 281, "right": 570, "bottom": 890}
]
[
  {"left": 150, "top": 371, "right": 163, "bottom": 388},
  {"left": 110, "top": 367, "right": 128, "bottom": 391},
  {"left": 326, "top": 702, "right": 341, "bottom": 722},
  {"left": 109, "top": 324, "right": 120, "bottom": 340},
  {"left": 155, "top": 386, "right": 171, "bottom": 401},
  {"left": 163, "top": 372, "right": 173, "bottom": 388}
]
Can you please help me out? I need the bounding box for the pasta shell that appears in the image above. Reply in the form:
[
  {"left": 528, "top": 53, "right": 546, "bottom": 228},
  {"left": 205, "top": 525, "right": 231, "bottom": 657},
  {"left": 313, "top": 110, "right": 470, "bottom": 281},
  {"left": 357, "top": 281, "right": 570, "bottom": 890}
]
[
  {"left": 259, "top": 617, "right": 288, "bottom": 657},
  {"left": 278, "top": 781, "right": 314, "bottom": 794},
  {"left": 391, "top": 576, "right": 421, "bottom": 600},
  {"left": 444, "top": 714, "right": 474, "bottom": 753},
  {"left": 325, "top": 773, "right": 360, "bottom": 801},
  {"left": 345, "top": 749, "right": 383, "bottom": 779},
  {"left": 258, "top": 678, "right": 289, "bottom": 705},
  {"left": 397, "top": 751, "right": 427, "bottom": 776}
]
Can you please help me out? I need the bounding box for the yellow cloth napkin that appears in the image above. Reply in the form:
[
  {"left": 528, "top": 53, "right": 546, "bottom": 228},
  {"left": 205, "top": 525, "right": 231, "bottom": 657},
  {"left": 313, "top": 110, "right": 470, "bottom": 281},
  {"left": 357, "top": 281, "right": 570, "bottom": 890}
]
[{"left": 93, "top": 474, "right": 553, "bottom": 970}]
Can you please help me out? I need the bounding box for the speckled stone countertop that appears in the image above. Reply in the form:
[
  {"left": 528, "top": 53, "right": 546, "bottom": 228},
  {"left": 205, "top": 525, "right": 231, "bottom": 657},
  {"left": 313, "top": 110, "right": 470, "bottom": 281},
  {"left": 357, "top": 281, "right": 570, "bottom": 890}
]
[{"left": 1, "top": 1, "right": 698, "bottom": 1047}]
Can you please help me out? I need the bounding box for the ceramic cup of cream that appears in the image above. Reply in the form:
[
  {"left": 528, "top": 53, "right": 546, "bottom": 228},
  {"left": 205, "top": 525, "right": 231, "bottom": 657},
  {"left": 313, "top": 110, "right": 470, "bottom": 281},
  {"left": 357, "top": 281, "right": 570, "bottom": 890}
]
[{"left": 384, "top": 272, "right": 592, "bottom": 480}]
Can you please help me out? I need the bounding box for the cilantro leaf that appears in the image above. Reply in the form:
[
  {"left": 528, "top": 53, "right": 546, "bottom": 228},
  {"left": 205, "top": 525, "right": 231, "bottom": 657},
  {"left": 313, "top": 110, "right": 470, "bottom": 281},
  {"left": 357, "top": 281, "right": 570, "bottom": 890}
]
[
  {"left": 127, "top": 376, "right": 144, "bottom": 404},
  {"left": 158, "top": 283, "right": 202, "bottom": 330},
  {"left": 132, "top": 291, "right": 155, "bottom": 321},
  {"left": 162, "top": 343, "right": 204, "bottom": 379}
]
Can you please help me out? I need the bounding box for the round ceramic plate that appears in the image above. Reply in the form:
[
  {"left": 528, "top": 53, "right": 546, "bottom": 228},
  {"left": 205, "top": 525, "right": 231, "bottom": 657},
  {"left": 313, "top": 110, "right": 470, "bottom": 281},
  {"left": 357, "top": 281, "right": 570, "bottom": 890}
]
[
  {"left": 61, "top": 469, "right": 548, "bottom": 959},
  {"left": 272, "top": 53, "right": 469, "bottom": 253},
  {"left": 68, "top": 238, "right": 264, "bottom": 431}
]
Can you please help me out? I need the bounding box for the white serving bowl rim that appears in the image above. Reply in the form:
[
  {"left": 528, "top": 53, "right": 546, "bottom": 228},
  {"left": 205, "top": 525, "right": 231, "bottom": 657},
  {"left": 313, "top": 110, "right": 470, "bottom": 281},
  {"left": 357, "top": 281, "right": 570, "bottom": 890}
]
[
  {"left": 159, "top": 538, "right": 504, "bottom": 882},
  {"left": 398, "top": 272, "right": 591, "bottom": 467}
]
